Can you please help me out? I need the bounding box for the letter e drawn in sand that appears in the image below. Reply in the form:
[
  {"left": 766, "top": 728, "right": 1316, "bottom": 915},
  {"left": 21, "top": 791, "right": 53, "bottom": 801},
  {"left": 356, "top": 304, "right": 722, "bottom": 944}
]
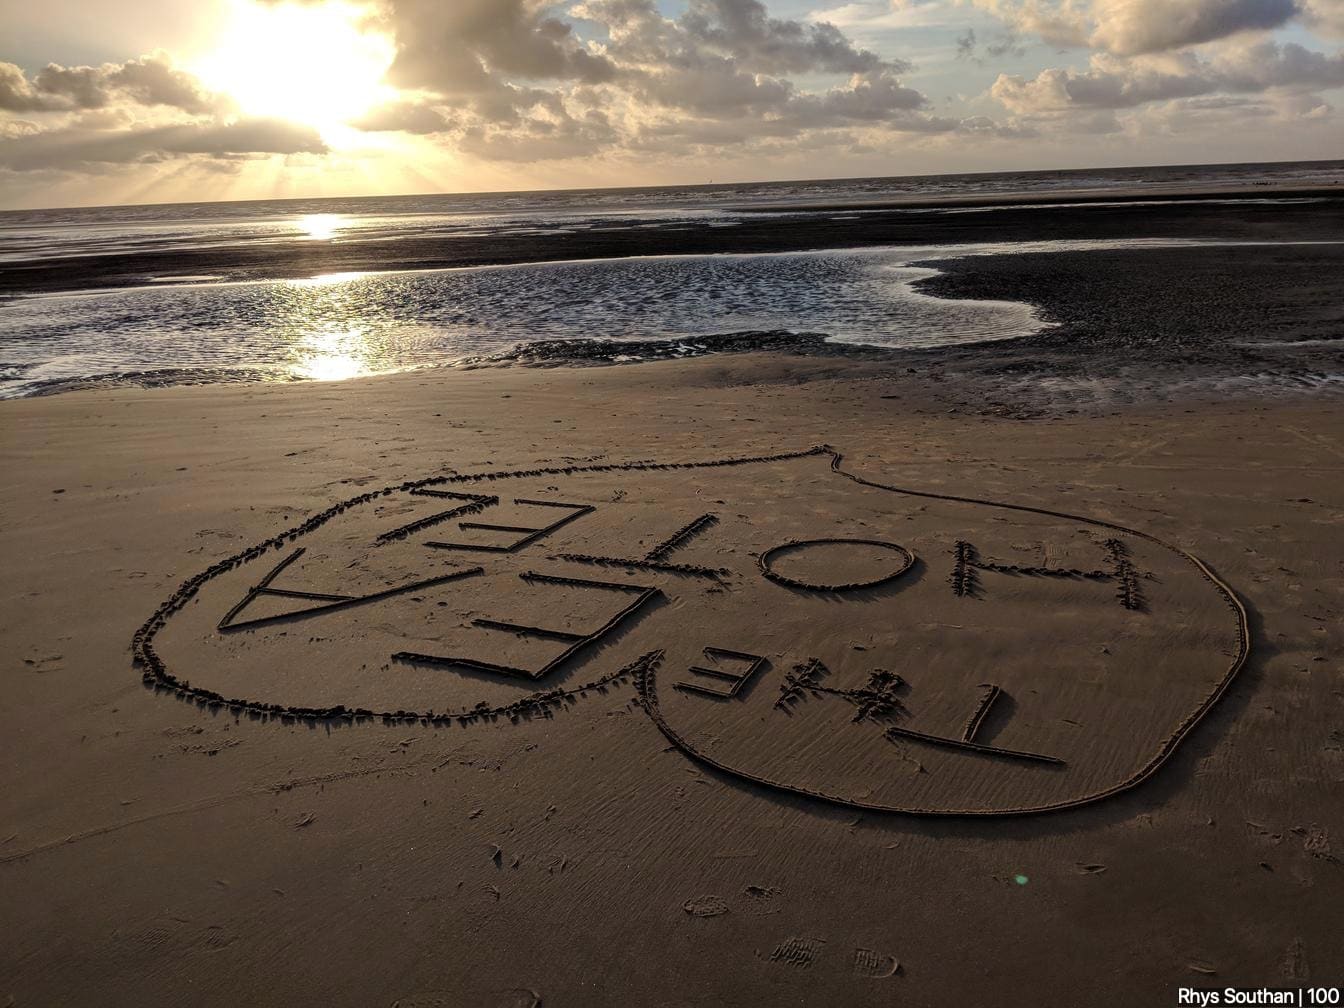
[
  {"left": 393, "top": 572, "right": 660, "bottom": 681},
  {"left": 424, "top": 498, "right": 593, "bottom": 553},
  {"left": 674, "top": 647, "right": 768, "bottom": 699}
]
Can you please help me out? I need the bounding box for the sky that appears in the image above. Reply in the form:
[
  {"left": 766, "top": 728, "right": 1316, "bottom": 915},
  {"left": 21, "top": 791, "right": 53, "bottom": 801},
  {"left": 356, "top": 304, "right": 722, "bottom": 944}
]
[{"left": 1, "top": 0, "right": 1341, "bottom": 209}]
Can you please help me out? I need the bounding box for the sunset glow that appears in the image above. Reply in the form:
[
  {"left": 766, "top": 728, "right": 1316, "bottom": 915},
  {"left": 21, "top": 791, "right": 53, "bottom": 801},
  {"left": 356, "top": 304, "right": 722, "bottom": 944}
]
[{"left": 193, "top": 0, "right": 394, "bottom": 137}]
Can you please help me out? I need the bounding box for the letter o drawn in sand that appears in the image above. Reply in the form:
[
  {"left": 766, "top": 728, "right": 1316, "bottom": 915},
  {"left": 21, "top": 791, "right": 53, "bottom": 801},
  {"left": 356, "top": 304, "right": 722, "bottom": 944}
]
[{"left": 759, "top": 538, "right": 915, "bottom": 593}]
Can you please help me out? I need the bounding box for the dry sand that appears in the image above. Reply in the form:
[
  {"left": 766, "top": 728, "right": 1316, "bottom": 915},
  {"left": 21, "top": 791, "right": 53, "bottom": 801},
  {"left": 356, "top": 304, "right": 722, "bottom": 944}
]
[{"left": 2, "top": 353, "right": 1341, "bottom": 1005}]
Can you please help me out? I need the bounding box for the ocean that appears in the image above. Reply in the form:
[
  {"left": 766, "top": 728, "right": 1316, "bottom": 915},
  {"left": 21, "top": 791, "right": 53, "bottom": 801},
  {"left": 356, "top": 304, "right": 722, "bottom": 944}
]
[{"left": 1, "top": 160, "right": 1339, "bottom": 398}]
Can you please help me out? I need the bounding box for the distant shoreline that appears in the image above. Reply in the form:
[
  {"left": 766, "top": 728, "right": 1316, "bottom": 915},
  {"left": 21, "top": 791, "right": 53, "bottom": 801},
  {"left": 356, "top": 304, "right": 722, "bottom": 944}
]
[{"left": 3, "top": 184, "right": 1342, "bottom": 299}]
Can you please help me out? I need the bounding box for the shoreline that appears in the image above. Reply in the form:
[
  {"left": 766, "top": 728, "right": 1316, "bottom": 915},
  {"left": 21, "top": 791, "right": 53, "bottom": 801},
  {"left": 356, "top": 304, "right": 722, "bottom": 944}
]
[
  {"left": 4, "top": 184, "right": 1342, "bottom": 298},
  {"left": 6, "top": 236, "right": 1340, "bottom": 410}
]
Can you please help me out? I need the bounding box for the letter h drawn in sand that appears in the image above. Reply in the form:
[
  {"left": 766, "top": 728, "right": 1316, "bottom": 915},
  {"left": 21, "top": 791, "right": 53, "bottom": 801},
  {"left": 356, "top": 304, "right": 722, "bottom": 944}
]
[
  {"left": 675, "top": 647, "right": 768, "bottom": 698},
  {"left": 217, "top": 547, "right": 484, "bottom": 631},
  {"left": 393, "top": 572, "right": 660, "bottom": 681},
  {"left": 951, "top": 537, "right": 1145, "bottom": 611}
]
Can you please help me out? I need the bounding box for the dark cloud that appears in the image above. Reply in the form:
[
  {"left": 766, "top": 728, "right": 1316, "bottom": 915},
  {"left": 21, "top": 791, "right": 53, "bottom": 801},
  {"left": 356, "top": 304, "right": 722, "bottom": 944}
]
[
  {"left": 0, "top": 55, "right": 215, "bottom": 113},
  {"left": 350, "top": 100, "right": 450, "bottom": 134},
  {"left": 0, "top": 63, "right": 68, "bottom": 112},
  {"left": 974, "top": 0, "right": 1309, "bottom": 54},
  {"left": 456, "top": 107, "right": 618, "bottom": 161},
  {"left": 107, "top": 55, "right": 216, "bottom": 114},
  {"left": 677, "top": 0, "right": 900, "bottom": 74},
  {"left": 32, "top": 64, "right": 110, "bottom": 109},
  {"left": 953, "top": 25, "right": 1025, "bottom": 64},
  {"left": 0, "top": 118, "right": 326, "bottom": 171},
  {"left": 383, "top": 0, "right": 618, "bottom": 97},
  {"left": 956, "top": 27, "right": 979, "bottom": 59},
  {"left": 1091, "top": 0, "right": 1301, "bottom": 55},
  {"left": 992, "top": 40, "right": 1344, "bottom": 115},
  {"left": 562, "top": 0, "right": 934, "bottom": 137}
]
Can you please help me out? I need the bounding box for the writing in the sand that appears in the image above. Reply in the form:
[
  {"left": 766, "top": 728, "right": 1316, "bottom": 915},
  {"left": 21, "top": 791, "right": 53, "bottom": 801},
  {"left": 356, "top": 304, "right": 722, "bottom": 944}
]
[{"left": 220, "top": 490, "right": 1146, "bottom": 773}]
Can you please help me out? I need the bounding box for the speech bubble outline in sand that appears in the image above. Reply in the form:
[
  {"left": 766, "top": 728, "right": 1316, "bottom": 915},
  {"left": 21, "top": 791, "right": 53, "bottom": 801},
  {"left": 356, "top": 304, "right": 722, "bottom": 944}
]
[{"left": 134, "top": 445, "right": 1249, "bottom": 817}]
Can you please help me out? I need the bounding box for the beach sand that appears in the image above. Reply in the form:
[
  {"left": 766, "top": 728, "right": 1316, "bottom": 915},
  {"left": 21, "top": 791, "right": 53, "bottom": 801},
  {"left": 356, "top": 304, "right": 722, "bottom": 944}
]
[{"left": 2, "top": 352, "right": 1341, "bottom": 1005}]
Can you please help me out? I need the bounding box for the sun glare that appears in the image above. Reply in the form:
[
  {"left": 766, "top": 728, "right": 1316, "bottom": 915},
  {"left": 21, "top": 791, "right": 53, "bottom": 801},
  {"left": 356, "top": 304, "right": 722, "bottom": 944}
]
[
  {"left": 299, "top": 214, "right": 343, "bottom": 240},
  {"left": 194, "top": 0, "right": 395, "bottom": 138},
  {"left": 293, "top": 325, "right": 374, "bottom": 382}
]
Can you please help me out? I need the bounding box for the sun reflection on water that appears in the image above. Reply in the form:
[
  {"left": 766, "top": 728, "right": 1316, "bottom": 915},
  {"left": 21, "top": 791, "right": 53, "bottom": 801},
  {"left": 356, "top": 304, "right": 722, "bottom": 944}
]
[
  {"left": 292, "top": 325, "right": 374, "bottom": 381},
  {"left": 299, "top": 214, "right": 343, "bottom": 240}
]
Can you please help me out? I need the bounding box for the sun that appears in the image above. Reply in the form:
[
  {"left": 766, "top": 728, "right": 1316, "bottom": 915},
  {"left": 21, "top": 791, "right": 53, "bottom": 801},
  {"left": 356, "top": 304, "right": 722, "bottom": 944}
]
[{"left": 193, "top": 0, "right": 395, "bottom": 137}]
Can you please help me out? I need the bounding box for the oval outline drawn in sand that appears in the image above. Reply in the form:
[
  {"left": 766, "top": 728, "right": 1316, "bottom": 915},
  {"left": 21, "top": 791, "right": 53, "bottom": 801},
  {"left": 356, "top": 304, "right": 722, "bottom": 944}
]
[
  {"left": 758, "top": 537, "right": 916, "bottom": 592},
  {"left": 132, "top": 445, "right": 1250, "bottom": 817}
]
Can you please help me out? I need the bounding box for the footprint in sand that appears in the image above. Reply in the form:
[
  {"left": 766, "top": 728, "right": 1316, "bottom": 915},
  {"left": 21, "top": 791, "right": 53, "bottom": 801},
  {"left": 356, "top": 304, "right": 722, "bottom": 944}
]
[
  {"left": 852, "top": 947, "right": 901, "bottom": 978},
  {"left": 770, "top": 936, "right": 825, "bottom": 968},
  {"left": 683, "top": 894, "right": 729, "bottom": 917},
  {"left": 742, "top": 884, "right": 782, "bottom": 915}
]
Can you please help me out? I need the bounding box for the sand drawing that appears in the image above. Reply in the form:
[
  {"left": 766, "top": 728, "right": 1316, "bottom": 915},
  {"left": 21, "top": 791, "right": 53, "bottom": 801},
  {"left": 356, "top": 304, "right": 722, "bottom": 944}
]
[
  {"left": 375, "top": 489, "right": 498, "bottom": 543},
  {"left": 393, "top": 572, "right": 660, "bottom": 680},
  {"left": 424, "top": 498, "right": 594, "bottom": 553},
  {"left": 134, "top": 445, "right": 1250, "bottom": 816},
  {"left": 774, "top": 660, "right": 905, "bottom": 723},
  {"left": 217, "top": 547, "right": 485, "bottom": 631},
  {"left": 674, "top": 648, "right": 769, "bottom": 699},
  {"left": 770, "top": 657, "right": 1060, "bottom": 763},
  {"left": 950, "top": 537, "right": 1143, "bottom": 609},
  {"left": 759, "top": 538, "right": 915, "bottom": 592},
  {"left": 557, "top": 512, "right": 730, "bottom": 579}
]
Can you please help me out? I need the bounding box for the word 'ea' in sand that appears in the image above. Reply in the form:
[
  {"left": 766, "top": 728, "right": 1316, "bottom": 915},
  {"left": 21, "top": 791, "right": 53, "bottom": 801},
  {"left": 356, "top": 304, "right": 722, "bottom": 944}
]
[{"left": 136, "top": 446, "right": 1248, "bottom": 816}]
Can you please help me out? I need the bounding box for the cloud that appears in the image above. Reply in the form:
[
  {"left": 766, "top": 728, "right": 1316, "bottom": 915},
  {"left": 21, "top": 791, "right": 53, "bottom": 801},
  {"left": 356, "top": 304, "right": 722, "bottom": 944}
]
[
  {"left": 565, "top": 0, "right": 936, "bottom": 135},
  {"left": 106, "top": 55, "right": 217, "bottom": 114},
  {"left": 350, "top": 99, "right": 450, "bottom": 133},
  {"left": 383, "top": 0, "right": 618, "bottom": 97},
  {"left": 0, "top": 63, "right": 66, "bottom": 112},
  {"left": 970, "top": 0, "right": 1312, "bottom": 54},
  {"left": 337, "top": 0, "right": 957, "bottom": 158},
  {"left": 457, "top": 107, "right": 618, "bottom": 160},
  {"left": 0, "top": 54, "right": 216, "bottom": 113},
  {"left": 968, "top": 0, "right": 1092, "bottom": 48},
  {"left": 1089, "top": 0, "right": 1300, "bottom": 55},
  {"left": 1302, "top": 0, "right": 1344, "bottom": 35},
  {"left": 992, "top": 40, "right": 1344, "bottom": 114},
  {"left": 675, "top": 0, "right": 902, "bottom": 74},
  {"left": 0, "top": 118, "right": 326, "bottom": 171}
]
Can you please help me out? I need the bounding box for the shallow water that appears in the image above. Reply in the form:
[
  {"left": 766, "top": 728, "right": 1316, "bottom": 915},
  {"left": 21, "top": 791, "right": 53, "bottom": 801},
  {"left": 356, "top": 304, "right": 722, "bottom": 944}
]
[{"left": 2, "top": 237, "right": 1317, "bottom": 398}]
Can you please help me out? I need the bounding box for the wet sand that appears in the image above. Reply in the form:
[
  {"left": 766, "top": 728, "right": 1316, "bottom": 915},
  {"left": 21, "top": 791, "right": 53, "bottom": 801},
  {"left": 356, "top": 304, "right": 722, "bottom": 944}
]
[{"left": 1, "top": 350, "right": 1341, "bottom": 1005}]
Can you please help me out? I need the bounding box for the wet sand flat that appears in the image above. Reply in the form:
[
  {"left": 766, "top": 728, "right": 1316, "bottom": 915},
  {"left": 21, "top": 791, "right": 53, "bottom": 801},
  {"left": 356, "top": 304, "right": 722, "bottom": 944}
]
[
  {"left": 1, "top": 354, "right": 1341, "bottom": 1005},
  {"left": 4, "top": 187, "right": 1341, "bottom": 298}
]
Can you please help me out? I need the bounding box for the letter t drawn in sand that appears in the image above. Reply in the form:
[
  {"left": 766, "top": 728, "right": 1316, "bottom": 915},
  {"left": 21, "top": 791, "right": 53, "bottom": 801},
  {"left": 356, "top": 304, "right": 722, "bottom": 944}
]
[{"left": 886, "top": 682, "right": 1065, "bottom": 766}]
